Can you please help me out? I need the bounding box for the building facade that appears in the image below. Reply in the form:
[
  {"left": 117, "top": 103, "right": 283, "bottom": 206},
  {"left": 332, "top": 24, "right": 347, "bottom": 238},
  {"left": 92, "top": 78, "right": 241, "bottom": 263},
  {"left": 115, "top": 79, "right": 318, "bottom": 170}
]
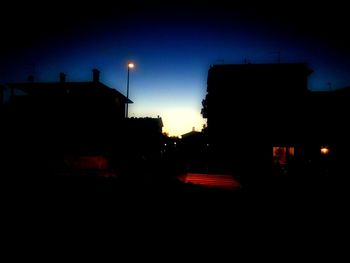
[
  {"left": 202, "top": 63, "right": 349, "bottom": 184},
  {"left": 3, "top": 69, "right": 131, "bottom": 175}
]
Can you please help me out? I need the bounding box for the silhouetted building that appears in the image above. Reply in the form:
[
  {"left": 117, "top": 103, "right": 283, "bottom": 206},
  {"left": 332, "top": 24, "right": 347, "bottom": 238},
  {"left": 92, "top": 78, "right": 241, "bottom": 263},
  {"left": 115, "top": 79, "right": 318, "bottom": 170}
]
[
  {"left": 125, "top": 117, "right": 164, "bottom": 160},
  {"left": 303, "top": 86, "right": 350, "bottom": 175},
  {"left": 202, "top": 63, "right": 350, "bottom": 184},
  {"left": 4, "top": 69, "right": 131, "bottom": 175},
  {"left": 180, "top": 128, "right": 208, "bottom": 173}
]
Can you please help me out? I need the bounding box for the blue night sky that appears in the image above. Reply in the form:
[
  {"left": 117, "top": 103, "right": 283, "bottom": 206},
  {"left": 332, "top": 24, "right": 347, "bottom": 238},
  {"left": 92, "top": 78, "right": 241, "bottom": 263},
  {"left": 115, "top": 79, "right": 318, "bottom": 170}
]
[{"left": 1, "top": 1, "right": 349, "bottom": 136}]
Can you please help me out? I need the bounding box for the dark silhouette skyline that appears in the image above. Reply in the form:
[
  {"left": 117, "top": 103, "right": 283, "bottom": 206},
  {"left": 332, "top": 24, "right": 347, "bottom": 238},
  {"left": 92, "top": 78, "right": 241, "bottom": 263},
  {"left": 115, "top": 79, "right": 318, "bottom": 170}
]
[
  {"left": 1, "top": 1, "right": 349, "bottom": 136},
  {"left": 2, "top": 3, "right": 348, "bottom": 251},
  {"left": 1, "top": 1, "right": 349, "bottom": 202},
  {"left": 3, "top": 61, "right": 348, "bottom": 192}
]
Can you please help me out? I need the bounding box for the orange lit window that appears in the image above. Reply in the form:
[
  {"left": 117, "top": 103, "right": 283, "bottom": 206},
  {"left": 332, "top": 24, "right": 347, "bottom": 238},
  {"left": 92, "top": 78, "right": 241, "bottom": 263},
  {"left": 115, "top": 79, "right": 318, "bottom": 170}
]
[{"left": 273, "top": 147, "right": 295, "bottom": 164}]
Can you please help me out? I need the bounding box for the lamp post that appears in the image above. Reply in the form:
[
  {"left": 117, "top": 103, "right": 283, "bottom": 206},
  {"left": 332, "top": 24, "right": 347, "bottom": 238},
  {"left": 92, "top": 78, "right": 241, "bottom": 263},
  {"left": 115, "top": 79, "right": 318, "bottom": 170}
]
[{"left": 126, "top": 62, "right": 134, "bottom": 118}]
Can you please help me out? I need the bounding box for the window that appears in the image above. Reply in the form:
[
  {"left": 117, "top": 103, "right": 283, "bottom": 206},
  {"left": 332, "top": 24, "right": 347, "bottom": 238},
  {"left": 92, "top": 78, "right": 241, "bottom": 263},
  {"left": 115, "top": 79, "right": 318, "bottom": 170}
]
[{"left": 273, "top": 146, "right": 295, "bottom": 165}]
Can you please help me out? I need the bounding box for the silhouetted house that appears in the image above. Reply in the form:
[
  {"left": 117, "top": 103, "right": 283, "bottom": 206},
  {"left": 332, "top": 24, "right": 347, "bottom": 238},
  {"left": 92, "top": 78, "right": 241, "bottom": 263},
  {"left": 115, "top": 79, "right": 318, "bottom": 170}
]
[
  {"left": 181, "top": 129, "right": 201, "bottom": 139},
  {"left": 203, "top": 63, "right": 313, "bottom": 179},
  {"left": 5, "top": 69, "right": 131, "bottom": 174},
  {"left": 125, "top": 117, "right": 164, "bottom": 160},
  {"left": 203, "top": 63, "right": 350, "bottom": 182},
  {"left": 180, "top": 128, "right": 208, "bottom": 173},
  {"left": 181, "top": 129, "right": 205, "bottom": 156},
  {"left": 303, "top": 86, "right": 350, "bottom": 173}
]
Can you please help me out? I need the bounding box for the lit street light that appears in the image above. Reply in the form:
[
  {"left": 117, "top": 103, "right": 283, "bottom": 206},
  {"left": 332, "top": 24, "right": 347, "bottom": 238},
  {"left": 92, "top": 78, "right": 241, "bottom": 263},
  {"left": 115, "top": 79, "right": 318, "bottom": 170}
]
[{"left": 126, "top": 62, "right": 134, "bottom": 118}]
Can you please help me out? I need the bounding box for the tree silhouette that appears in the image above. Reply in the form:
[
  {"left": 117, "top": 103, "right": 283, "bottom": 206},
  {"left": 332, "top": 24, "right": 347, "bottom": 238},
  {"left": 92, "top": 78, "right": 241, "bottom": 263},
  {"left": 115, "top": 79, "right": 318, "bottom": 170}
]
[{"left": 201, "top": 95, "right": 208, "bottom": 118}]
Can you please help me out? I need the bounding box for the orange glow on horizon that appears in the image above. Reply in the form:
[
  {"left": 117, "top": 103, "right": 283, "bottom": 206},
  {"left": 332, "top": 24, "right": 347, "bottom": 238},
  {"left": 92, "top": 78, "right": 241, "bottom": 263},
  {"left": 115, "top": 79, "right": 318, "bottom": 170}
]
[{"left": 130, "top": 104, "right": 206, "bottom": 137}]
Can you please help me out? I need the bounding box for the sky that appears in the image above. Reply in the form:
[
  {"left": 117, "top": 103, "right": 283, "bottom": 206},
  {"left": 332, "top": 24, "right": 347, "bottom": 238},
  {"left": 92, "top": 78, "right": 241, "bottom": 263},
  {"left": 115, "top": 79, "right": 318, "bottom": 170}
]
[{"left": 1, "top": 1, "right": 349, "bottom": 136}]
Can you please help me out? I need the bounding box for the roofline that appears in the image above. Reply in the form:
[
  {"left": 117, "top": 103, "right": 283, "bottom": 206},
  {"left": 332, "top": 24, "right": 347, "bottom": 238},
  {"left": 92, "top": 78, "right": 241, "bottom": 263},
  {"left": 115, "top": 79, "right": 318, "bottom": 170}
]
[{"left": 7, "top": 80, "right": 133, "bottom": 102}]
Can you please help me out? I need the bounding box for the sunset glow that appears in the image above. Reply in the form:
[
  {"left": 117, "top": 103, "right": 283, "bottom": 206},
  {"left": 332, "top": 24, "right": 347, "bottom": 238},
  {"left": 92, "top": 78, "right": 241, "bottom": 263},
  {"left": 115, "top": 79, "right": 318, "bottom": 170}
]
[{"left": 1, "top": 2, "right": 349, "bottom": 137}]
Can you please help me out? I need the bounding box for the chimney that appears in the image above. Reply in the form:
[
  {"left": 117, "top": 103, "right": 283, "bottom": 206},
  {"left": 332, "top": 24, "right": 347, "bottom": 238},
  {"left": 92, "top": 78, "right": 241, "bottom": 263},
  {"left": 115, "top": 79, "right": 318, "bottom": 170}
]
[
  {"left": 92, "top": 68, "right": 100, "bottom": 82},
  {"left": 27, "top": 75, "right": 34, "bottom": 82},
  {"left": 59, "top": 72, "right": 66, "bottom": 83}
]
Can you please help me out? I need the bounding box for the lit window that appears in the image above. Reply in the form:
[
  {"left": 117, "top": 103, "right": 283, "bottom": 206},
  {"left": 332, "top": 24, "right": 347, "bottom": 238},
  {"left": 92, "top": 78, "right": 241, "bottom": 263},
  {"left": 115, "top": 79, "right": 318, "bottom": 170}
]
[
  {"left": 273, "top": 146, "right": 295, "bottom": 164},
  {"left": 320, "top": 146, "right": 329, "bottom": 155}
]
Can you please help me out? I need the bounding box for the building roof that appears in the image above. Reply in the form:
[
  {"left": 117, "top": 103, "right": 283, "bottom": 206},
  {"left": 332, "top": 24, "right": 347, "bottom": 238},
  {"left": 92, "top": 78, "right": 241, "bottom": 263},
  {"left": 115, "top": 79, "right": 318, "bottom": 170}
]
[
  {"left": 7, "top": 81, "right": 133, "bottom": 103},
  {"left": 208, "top": 63, "right": 313, "bottom": 84},
  {"left": 8, "top": 69, "right": 132, "bottom": 104},
  {"left": 127, "top": 117, "right": 163, "bottom": 128},
  {"left": 181, "top": 130, "right": 201, "bottom": 139},
  {"left": 207, "top": 63, "right": 313, "bottom": 96},
  {"left": 209, "top": 63, "right": 313, "bottom": 74}
]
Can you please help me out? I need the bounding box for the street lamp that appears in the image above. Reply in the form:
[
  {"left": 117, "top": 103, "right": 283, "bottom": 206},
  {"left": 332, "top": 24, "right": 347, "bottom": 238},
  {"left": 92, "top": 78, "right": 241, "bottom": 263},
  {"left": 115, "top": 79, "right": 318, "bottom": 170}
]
[{"left": 126, "top": 62, "right": 134, "bottom": 118}]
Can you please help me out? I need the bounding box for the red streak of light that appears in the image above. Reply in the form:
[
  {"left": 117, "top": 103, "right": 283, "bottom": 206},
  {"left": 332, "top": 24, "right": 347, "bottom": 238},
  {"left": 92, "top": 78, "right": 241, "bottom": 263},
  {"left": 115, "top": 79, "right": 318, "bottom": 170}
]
[{"left": 178, "top": 173, "right": 241, "bottom": 190}]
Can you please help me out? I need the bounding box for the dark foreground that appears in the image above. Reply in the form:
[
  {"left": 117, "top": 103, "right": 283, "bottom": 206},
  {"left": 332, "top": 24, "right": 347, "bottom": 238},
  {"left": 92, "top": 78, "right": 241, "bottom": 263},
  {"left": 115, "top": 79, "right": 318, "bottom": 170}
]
[
  {"left": 3, "top": 171, "right": 347, "bottom": 261},
  {"left": 5, "top": 170, "right": 347, "bottom": 214}
]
